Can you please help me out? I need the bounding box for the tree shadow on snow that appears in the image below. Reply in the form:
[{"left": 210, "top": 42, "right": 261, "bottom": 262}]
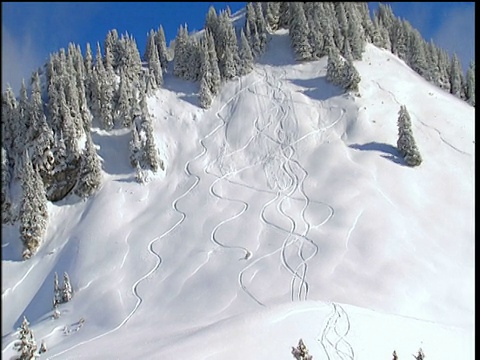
[
  {"left": 349, "top": 142, "right": 406, "bottom": 166},
  {"left": 289, "top": 76, "right": 344, "bottom": 101}
]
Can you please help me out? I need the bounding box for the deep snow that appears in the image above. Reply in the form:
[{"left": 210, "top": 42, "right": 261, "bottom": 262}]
[{"left": 2, "top": 29, "right": 474, "bottom": 360}]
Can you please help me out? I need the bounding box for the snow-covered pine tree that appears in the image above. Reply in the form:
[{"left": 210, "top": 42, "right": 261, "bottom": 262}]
[
  {"left": 155, "top": 25, "right": 169, "bottom": 72},
  {"left": 449, "top": 52, "right": 464, "bottom": 98},
  {"left": 217, "top": 10, "right": 240, "bottom": 81},
  {"left": 53, "top": 271, "right": 63, "bottom": 307},
  {"left": 206, "top": 31, "right": 221, "bottom": 96},
  {"left": 84, "top": 42, "right": 94, "bottom": 104},
  {"left": 254, "top": 2, "right": 268, "bottom": 52},
  {"left": 62, "top": 272, "right": 73, "bottom": 303},
  {"left": 173, "top": 24, "right": 189, "bottom": 80},
  {"left": 390, "top": 17, "right": 409, "bottom": 62},
  {"left": 238, "top": 28, "right": 254, "bottom": 76},
  {"left": 205, "top": 5, "right": 219, "bottom": 40},
  {"left": 397, "top": 105, "right": 422, "bottom": 167},
  {"left": 1, "top": 146, "right": 13, "bottom": 224},
  {"left": 185, "top": 36, "right": 201, "bottom": 82},
  {"left": 74, "top": 132, "right": 102, "bottom": 199},
  {"left": 326, "top": 46, "right": 345, "bottom": 87},
  {"left": 104, "top": 29, "right": 120, "bottom": 70},
  {"left": 465, "top": 61, "right": 475, "bottom": 106},
  {"left": 342, "top": 59, "right": 361, "bottom": 93},
  {"left": 147, "top": 32, "right": 164, "bottom": 88},
  {"left": 289, "top": 2, "right": 312, "bottom": 61},
  {"left": 425, "top": 39, "right": 441, "bottom": 86},
  {"left": 129, "top": 121, "right": 142, "bottom": 171},
  {"left": 144, "top": 29, "right": 156, "bottom": 63},
  {"left": 115, "top": 69, "right": 134, "bottom": 127},
  {"left": 278, "top": 2, "right": 290, "bottom": 30},
  {"left": 408, "top": 28, "right": 428, "bottom": 78},
  {"left": 345, "top": 3, "right": 365, "bottom": 61},
  {"left": 13, "top": 316, "right": 37, "bottom": 360},
  {"left": 305, "top": 3, "right": 324, "bottom": 60},
  {"left": 199, "top": 38, "right": 214, "bottom": 109},
  {"left": 2, "top": 86, "right": 18, "bottom": 162},
  {"left": 139, "top": 92, "right": 163, "bottom": 172},
  {"left": 436, "top": 47, "right": 451, "bottom": 92},
  {"left": 19, "top": 151, "right": 49, "bottom": 259},
  {"left": 265, "top": 2, "right": 280, "bottom": 32},
  {"left": 291, "top": 338, "right": 313, "bottom": 360},
  {"left": 29, "top": 71, "right": 55, "bottom": 173}
]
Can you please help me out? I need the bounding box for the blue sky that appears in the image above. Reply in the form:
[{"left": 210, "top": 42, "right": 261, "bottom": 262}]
[{"left": 1, "top": 2, "right": 475, "bottom": 95}]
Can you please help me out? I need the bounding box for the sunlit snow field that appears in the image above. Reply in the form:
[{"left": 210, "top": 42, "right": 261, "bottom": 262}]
[{"left": 2, "top": 28, "right": 474, "bottom": 360}]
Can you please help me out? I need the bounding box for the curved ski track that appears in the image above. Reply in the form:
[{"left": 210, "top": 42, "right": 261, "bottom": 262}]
[
  {"left": 237, "top": 66, "right": 342, "bottom": 306},
  {"left": 373, "top": 81, "right": 470, "bottom": 156},
  {"left": 317, "top": 302, "right": 355, "bottom": 360}
]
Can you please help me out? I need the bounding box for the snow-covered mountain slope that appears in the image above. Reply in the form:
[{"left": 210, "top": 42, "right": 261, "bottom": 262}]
[{"left": 2, "top": 30, "right": 474, "bottom": 360}]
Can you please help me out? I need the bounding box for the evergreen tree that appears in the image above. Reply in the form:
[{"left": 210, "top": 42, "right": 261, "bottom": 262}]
[
  {"left": 291, "top": 338, "right": 313, "bottom": 360},
  {"left": 305, "top": 4, "right": 324, "bottom": 60},
  {"left": 139, "top": 93, "right": 163, "bottom": 172},
  {"left": 2, "top": 86, "right": 19, "bottom": 170},
  {"left": 74, "top": 132, "right": 102, "bottom": 199},
  {"left": 144, "top": 29, "right": 156, "bottom": 62},
  {"left": 62, "top": 272, "right": 73, "bottom": 303},
  {"left": 1, "top": 146, "right": 13, "bottom": 224},
  {"left": 342, "top": 59, "right": 361, "bottom": 92},
  {"left": 19, "top": 151, "right": 49, "bottom": 259},
  {"left": 205, "top": 5, "right": 219, "bottom": 39},
  {"left": 115, "top": 69, "right": 134, "bottom": 127},
  {"left": 265, "top": 2, "right": 280, "bottom": 31},
  {"left": 436, "top": 47, "right": 451, "bottom": 92},
  {"left": 13, "top": 316, "right": 37, "bottom": 360},
  {"left": 465, "top": 61, "right": 475, "bottom": 106},
  {"left": 206, "top": 31, "right": 221, "bottom": 96},
  {"left": 29, "top": 71, "right": 55, "bottom": 172},
  {"left": 326, "top": 46, "right": 345, "bottom": 87},
  {"left": 147, "top": 32, "right": 164, "bottom": 87},
  {"left": 397, "top": 105, "right": 422, "bottom": 167},
  {"left": 238, "top": 28, "right": 254, "bottom": 76},
  {"left": 289, "top": 2, "right": 312, "bottom": 61},
  {"left": 199, "top": 39, "right": 214, "bottom": 109},
  {"left": 104, "top": 29, "right": 120, "bottom": 69},
  {"left": 277, "top": 2, "right": 290, "bottom": 29},
  {"left": 408, "top": 28, "right": 428, "bottom": 77},
  {"left": 173, "top": 24, "right": 190, "bottom": 80},
  {"left": 346, "top": 3, "right": 365, "bottom": 61},
  {"left": 155, "top": 25, "right": 169, "bottom": 72},
  {"left": 53, "top": 271, "right": 62, "bottom": 307},
  {"left": 449, "top": 52, "right": 464, "bottom": 98}
]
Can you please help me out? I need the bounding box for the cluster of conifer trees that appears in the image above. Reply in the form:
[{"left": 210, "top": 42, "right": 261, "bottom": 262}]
[{"left": 1, "top": 2, "right": 475, "bottom": 260}]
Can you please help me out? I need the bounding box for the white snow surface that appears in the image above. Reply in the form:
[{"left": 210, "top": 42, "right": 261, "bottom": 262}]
[{"left": 2, "top": 31, "right": 474, "bottom": 360}]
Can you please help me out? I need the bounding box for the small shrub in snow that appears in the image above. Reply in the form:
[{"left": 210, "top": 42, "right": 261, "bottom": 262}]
[{"left": 291, "top": 338, "right": 313, "bottom": 360}]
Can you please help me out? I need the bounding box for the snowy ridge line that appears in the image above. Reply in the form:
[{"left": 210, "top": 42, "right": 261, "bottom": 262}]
[
  {"left": 374, "top": 80, "right": 469, "bottom": 156},
  {"left": 317, "top": 303, "right": 355, "bottom": 360}
]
